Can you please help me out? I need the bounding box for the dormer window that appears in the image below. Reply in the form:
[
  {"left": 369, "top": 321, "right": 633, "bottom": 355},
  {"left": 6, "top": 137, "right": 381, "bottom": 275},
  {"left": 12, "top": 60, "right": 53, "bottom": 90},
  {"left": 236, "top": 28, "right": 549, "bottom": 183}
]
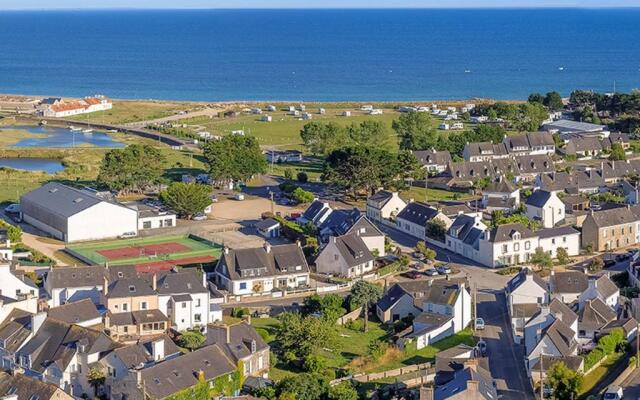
[
  {"left": 251, "top": 339, "right": 257, "bottom": 353},
  {"left": 512, "top": 232, "right": 521, "bottom": 240},
  {"left": 129, "top": 285, "right": 136, "bottom": 293}
]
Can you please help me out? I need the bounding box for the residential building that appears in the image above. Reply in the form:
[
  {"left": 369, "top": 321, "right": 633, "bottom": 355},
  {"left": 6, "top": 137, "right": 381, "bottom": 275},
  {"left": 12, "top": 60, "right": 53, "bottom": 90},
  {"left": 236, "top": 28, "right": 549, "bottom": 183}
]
[
  {"left": 434, "top": 344, "right": 482, "bottom": 385},
  {"left": 315, "top": 234, "right": 375, "bottom": 278},
  {"left": 206, "top": 322, "right": 270, "bottom": 378},
  {"left": 412, "top": 149, "right": 452, "bottom": 173},
  {"left": 0, "top": 230, "right": 13, "bottom": 261},
  {"left": 318, "top": 208, "right": 385, "bottom": 256},
  {"left": 0, "top": 371, "right": 74, "bottom": 400},
  {"left": 44, "top": 265, "right": 105, "bottom": 307},
  {"left": 445, "top": 214, "right": 487, "bottom": 261},
  {"left": 578, "top": 275, "right": 620, "bottom": 311},
  {"left": 214, "top": 243, "right": 310, "bottom": 296},
  {"left": 40, "top": 96, "right": 112, "bottom": 118},
  {"left": 16, "top": 317, "right": 118, "bottom": 397},
  {"left": 502, "top": 132, "right": 555, "bottom": 156},
  {"left": 504, "top": 268, "right": 547, "bottom": 342},
  {"left": 0, "top": 309, "right": 40, "bottom": 370},
  {"left": 47, "top": 299, "right": 102, "bottom": 327},
  {"left": 582, "top": 207, "right": 637, "bottom": 251},
  {"left": 255, "top": 218, "right": 280, "bottom": 238},
  {"left": 420, "top": 359, "right": 497, "bottom": 400},
  {"left": 548, "top": 270, "right": 588, "bottom": 304},
  {"left": 462, "top": 142, "right": 508, "bottom": 162},
  {"left": 523, "top": 299, "right": 578, "bottom": 357},
  {"left": 525, "top": 190, "right": 565, "bottom": 228},
  {"left": 136, "top": 345, "right": 239, "bottom": 400},
  {"left": 481, "top": 179, "right": 520, "bottom": 211},
  {"left": 621, "top": 180, "right": 640, "bottom": 205},
  {"left": 536, "top": 170, "right": 604, "bottom": 194},
  {"left": 537, "top": 226, "right": 581, "bottom": 258},
  {"left": 602, "top": 132, "right": 631, "bottom": 151},
  {"left": 297, "top": 200, "right": 332, "bottom": 225},
  {"left": 0, "top": 264, "right": 38, "bottom": 302},
  {"left": 125, "top": 202, "right": 176, "bottom": 231},
  {"left": 156, "top": 270, "right": 211, "bottom": 331},
  {"left": 366, "top": 191, "right": 407, "bottom": 223},
  {"left": 478, "top": 224, "right": 539, "bottom": 268},
  {"left": 562, "top": 136, "right": 603, "bottom": 159},
  {"left": 396, "top": 201, "right": 452, "bottom": 241},
  {"left": 525, "top": 318, "right": 578, "bottom": 373},
  {"left": 576, "top": 298, "right": 616, "bottom": 342},
  {"left": 21, "top": 182, "right": 138, "bottom": 242}
]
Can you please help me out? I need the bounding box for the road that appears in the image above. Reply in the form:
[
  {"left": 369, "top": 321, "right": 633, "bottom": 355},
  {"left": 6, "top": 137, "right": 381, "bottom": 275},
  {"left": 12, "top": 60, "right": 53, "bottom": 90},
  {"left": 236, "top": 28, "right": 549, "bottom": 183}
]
[
  {"left": 620, "top": 363, "right": 640, "bottom": 398},
  {"left": 477, "top": 289, "right": 534, "bottom": 400},
  {"left": 124, "top": 107, "right": 226, "bottom": 128}
]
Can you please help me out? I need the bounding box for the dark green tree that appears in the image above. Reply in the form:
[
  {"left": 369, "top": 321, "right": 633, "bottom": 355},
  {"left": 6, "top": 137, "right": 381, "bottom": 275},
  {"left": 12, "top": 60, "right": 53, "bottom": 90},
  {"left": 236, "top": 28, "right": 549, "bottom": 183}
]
[
  {"left": 275, "top": 312, "right": 336, "bottom": 358},
  {"left": 544, "top": 91, "right": 564, "bottom": 111},
  {"left": 277, "top": 373, "right": 329, "bottom": 400},
  {"left": 203, "top": 135, "right": 267, "bottom": 184},
  {"left": 350, "top": 280, "right": 383, "bottom": 332},
  {"left": 546, "top": 361, "right": 583, "bottom": 400},
  {"left": 347, "top": 120, "right": 388, "bottom": 148},
  {"left": 328, "top": 381, "right": 358, "bottom": 400},
  {"left": 300, "top": 121, "right": 348, "bottom": 155},
  {"left": 97, "top": 144, "right": 166, "bottom": 194},
  {"left": 178, "top": 330, "right": 206, "bottom": 351},
  {"left": 160, "top": 182, "right": 211, "bottom": 219},
  {"left": 528, "top": 93, "right": 545, "bottom": 104},
  {"left": 609, "top": 142, "right": 627, "bottom": 161},
  {"left": 393, "top": 112, "right": 437, "bottom": 150}
]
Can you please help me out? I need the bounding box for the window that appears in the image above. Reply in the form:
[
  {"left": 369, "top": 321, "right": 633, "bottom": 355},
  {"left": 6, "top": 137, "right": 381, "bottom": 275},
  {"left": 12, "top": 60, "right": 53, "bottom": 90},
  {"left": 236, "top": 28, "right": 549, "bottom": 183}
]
[
  {"left": 182, "top": 302, "right": 187, "bottom": 309},
  {"left": 239, "top": 282, "right": 247, "bottom": 290},
  {"left": 563, "top": 236, "right": 567, "bottom": 243},
  {"left": 123, "top": 326, "right": 128, "bottom": 333},
  {"left": 334, "top": 254, "right": 339, "bottom": 261},
  {"left": 558, "top": 208, "right": 561, "bottom": 215},
  {"left": 537, "top": 297, "right": 542, "bottom": 304},
  {"left": 122, "top": 303, "right": 128, "bottom": 312},
  {"left": 194, "top": 314, "right": 201, "bottom": 323},
  {"left": 524, "top": 241, "right": 530, "bottom": 250},
  {"left": 140, "top": 301, "right": 148, "bottom": 310},
  {"left": 603, "top": 230, "right": 607, "bottom": 238},
  {"left": 165, "top": 219, "right": 173, "bottom": 227},
  {"left": 551, "top": 238, "right": 555, "bottom": 245},
  {"left": 514, "top": 243, "right": 520, "bottom": 251},
  {"left": 143, "top": 221, "right": 152, "bottom": 229},
  {"left": 196, "top": 298, "right": 201, "bottom": 307},
  {"left": 502, "top": 244, "right": 508, "bottom": 254}
]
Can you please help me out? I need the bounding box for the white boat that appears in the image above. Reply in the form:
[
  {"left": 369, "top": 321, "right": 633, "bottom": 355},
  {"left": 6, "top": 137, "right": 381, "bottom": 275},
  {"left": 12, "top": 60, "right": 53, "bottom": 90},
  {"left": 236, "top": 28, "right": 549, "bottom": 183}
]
[
  {"left": 69, "top": 126, "right": 82, "bottom": 132},
  {"left": 82, "top": 129, "right": 93, "bottom": 134},
  {"left": 558, "top": 66, "right": 565, "bottom": 71}
]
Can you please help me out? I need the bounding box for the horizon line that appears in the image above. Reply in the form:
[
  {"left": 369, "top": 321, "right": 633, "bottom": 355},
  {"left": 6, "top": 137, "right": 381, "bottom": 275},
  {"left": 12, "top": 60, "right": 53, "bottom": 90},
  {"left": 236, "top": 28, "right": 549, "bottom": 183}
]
[{"left": 3, "top": 6, "right": 640, "bottom": 11}]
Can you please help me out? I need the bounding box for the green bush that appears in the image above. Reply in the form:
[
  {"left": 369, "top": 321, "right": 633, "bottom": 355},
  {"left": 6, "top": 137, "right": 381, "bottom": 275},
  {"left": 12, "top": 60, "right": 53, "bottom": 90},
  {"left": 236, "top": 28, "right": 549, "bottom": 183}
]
[
  {"left": 345, "top": 319, "right": 363, "bottom": 332},
  {"left": 279, "top": 182, "right": 298, "bottom": 194},
  {"left": 292, "top": 187, "right": 315, "bottom": 204},
  {"left": 368, "top": 340, "right": 389, "bottom": 361},
  {"left": 297, "top": 171, "right": 308, "bottom": 183},
  {"left": 303, "top": 354, "right": 326, "bottom": 373},
  {"left": 284, "top": 168, "right": 294, "bottom": 181}
]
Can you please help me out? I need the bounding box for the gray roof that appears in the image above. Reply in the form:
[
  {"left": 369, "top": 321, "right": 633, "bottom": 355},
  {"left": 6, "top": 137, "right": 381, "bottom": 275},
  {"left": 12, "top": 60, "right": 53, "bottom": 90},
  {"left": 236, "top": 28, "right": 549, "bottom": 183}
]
[
  {"left": 483, "top": 179, "right": 517, "bottom": 193},
  {"left": 601, "top": 317, "right": 638, "bottom": 337},
  {"left": 21, "top": 182, "right": 107, "bottom": 218},
  {"left": 527, "top": 131, "right": 555, "bottom": 147},
  {"left": 447, "top": 215, "right": 485, "bottom": 248},
  {"left": 396, "top": 202, "right": 440, "bottom": 226},
  {"left": 538, "top": 226, "right": 580, "bottom": 239},
  {"left": 319, "top": 208, "right": 381, "bottom": 238},
  {"left": 526, "top": 190, "right": 553, "bottom": 208},
  {"left": 542, "top": 318, "right": 578, "bottom": 357},
  {"left": 593, "top": 275, "right": 619, "bottom": 299},
  {"left": 47, "top": 298, "right": 101, "bottom": 325},
  {"left": 550, "top": 271, "right": 588, "bottom": 295},
  {"left": 330, "top": 234, "right": 375, "bottom": 268},
  {"left": 46, "top": 265, "right": 105, "bottom": 289},
  {"left": 156, "top": 271, "right": 207, "bottom": 295},
  {"left": 603, "top": 132, "right": 630, "bottom": 149},
  {"left": 512, "top": 303, "right": 542, "bottom": 319},
  {"left": 112, "top": 334, "right": 180, "bottom": 369},
  {"left": 529, "top": 355, "right": 583, "bottom": 373},
  {"left": 301, "top": 200, "right": 329, "bottom": 222},
  {"left": 413, "top": 149, "right": 452, "bottom": 166},
  {"left": 216, "top": 243, "right": 309, "bottom": 281},
  {"left": 586, "top": 207, "right": 638, "bottom": 228},
  {"left": 0, "top": 308, "right": 33, "bottom": 353},
  {"left": 506, "top": 268, "right": 546, "bottom": 293},
  {"left": 465, "top": 141, "right": 508, "bottom": 157},
  {"left": 378, "top": 279, "right": 466, "bottom": 312},
  {"left": 412, "top": 312, "right": 453, "bottom": 335},
  {"left": 434, "top": 364, "right": 497, "bottom": 400},
  {"left": 140, "top": 345, "right": 236, "bottom": 399},
  {"left": 106, "top": 276, "right": 156, "bottom": 299},
  {"left": 488, "top": 223, "right": 537, "bottom": 243},
  {"left": 529, "top": 299, "right": 578, "bottom": 328},
  {"left": 544, "top": 119, "right": 606, "bottom": 133},
  {"left": 206, "top": 322, "right": 269, "bottom": 363},
  {"left": 0, "top": 371, "right": 65, "bottom": 400},
  {"left": 367, "top": 190, "right": 394, "bottom": 208},
  {"left": 255, "top": 218, "right": 280, "bottom": 230},
  {"left": 578, "top": 298, "right": 616, "bottom": 330}
]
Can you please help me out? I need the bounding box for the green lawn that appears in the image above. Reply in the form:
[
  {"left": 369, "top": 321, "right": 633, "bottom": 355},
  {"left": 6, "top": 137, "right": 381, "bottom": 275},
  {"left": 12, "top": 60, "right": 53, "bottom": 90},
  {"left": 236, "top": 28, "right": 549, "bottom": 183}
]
[
  {"left": 65, "top": 100, "right": 189, "bottom": 125},
  {"left": 579, "top": 352, "right": 624, "bottom": 396},
  {"left": 400, "top": 186, "right": 475, "bottom": 203}
]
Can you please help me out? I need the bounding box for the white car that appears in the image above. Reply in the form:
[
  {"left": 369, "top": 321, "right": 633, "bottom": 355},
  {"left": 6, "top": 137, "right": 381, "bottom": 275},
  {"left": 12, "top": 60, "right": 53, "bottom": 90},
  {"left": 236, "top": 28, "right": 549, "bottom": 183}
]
[
  {"left": 475, "top": 317, "right": 485, "bottom": 330},
  {"left": 4, "top": 203, "right": 20, "bottom": 213},
  {"left": 119, "top": 231, "right": 137, "bottom": 239},
  {"left": 603, "top": 386, "right": 623, "bottom": 400}
]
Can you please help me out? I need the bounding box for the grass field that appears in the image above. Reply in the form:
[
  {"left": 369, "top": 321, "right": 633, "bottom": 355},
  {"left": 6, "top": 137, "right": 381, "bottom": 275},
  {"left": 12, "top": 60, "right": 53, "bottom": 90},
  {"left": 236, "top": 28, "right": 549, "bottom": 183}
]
[{"left": 66, "top": 234, "right": 221, "bottom": 266}]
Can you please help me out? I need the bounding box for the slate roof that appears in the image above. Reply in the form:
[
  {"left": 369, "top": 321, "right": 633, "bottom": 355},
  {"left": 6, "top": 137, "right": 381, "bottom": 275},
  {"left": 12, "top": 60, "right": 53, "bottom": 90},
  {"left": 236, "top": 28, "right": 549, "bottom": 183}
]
[
  {"left": 526, "top": 190, "right": 553, "bottom": 208},
  {"left": 447, "top": 214, "right": 485, "bottom": 247},
  {"left": 528, "top": 299, "right": 578, "bottom": 328},
  {"left": 140, "top": 345, "right": 236, "bottom": 399},
  {"left": 487, "top": 223, "right": 537, "bottom": 243},
  {"left": 377, "top": 279, "right": 466, "bottom": 312},
  {"left": 156, "top": 271, "right": 207, "bottom": 295},
  {"left": 0, "top": 371, "right": 66, "bottom": 400},
  {"left": 564, "top": 137, "right": 603, "bottom": 154},
  {"left": 538, "top": 226, "right": 580, "bottom": 239},
  {"left": 465, "top": 142, "right": 508, "bottom": 157},
  {"left": 529, "top": 355, "right": 583, "bottom": 373},
  {"left": 217, "top": 243, "right": 309, "bottom": 281},
  {"left": 21, "top": 182, "right": 110, "bottom": 218},
  {"left": 0, "top": 308, "right": 33, "bottom": 353},
  {"left": 506, "top": 268, "right": 546, "bottom": 293},
  {"left": 301, "top": 200, "right": 330, "bottom": 222},
  {"left": 601, "top": 318, "right": 638, "bottom": 337},
  {"left": 367, "top": 190, "right": 394, "bottom": 208},
  {"left": 255, "top": 218, "right": 280, "bottom": 230},
  {"left": 578, "top": 298, "right": 616, "bottom": 330},
  {"left": 47, "top": 298, "right": 101, "bottom": 325},
  {"left": 396, "top": 202, "right": 440, "bottom": 226},
  {"left": 527, "top": 131, "right": 555, "bottom": 147},
  {"left": 330, "top": 234, "right": 375, "bottom": 268},
  {"left": 434, "top": 363, "right": 497, "bottom": 400},
  {"left": 586, "top": 207, "right": 638, "bottom": 228},
  {"left": 484, "top": 180, "right": 517, "bottom": 193},
  {"left": 593, "top": 275, "right": 619, "bottom": 299},
  {"left": 513, "top": 155, "right": 554, "bottom": 175},
  {"left": 112, "top": 334, "right": 180, "bottom": 369},
  {"left": 436, "top": 201, "right": 475, "bottom": 218},
  {"left": 319, "top": 208, "right": 382, "bottom": 238},
  {"left": 549, "top": 271, "right": 588, "bottom": 295},
  {"left": 511, "top": 303, "right": 542, "bottom": 319},
  {"left": 541, "top": 318, "right": 578, "bottom": 357},
  {"left": 106, "top": 276, "right": 156, "bottom": 299},
  {"left": 412, "top": 313, "right": 453, "bottom": 336},
  {"left": 206, "top": 322, "right": 269, "bottom": 363},
  {"left": 538, "top": 171, "right": 605, "bottom": 192},
  {"left": 46, "top": 265, "right": 105, "bottom": 289},
  {"left": 602, "top": 132, "right": 630, "bottom": 149},
  {"left": 412, "top": 149, "right": 452, "bottom": 166}
]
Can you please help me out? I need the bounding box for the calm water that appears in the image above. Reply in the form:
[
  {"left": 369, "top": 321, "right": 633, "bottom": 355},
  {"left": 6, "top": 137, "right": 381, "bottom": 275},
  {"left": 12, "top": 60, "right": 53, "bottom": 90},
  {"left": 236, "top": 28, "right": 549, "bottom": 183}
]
[
  {"left": 0, "top": 9, "right": 639, "bottom": 101},
  {"left": 3, "top": 125, "right": 125, "bottom": 148},
  {"left": 0, "top": 158, "right": 64, "bottom": 174}
]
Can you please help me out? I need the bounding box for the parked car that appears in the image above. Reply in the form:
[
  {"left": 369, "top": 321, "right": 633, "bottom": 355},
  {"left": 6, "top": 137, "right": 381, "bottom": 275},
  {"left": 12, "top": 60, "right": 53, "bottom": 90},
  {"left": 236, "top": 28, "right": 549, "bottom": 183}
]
[
  {"left": 234, "top": 193, "right": 245, "bottom": 201},
  {"left": 476, "top": 340, "right": 487, "bottom": 357},
  {"left": 436, "top": 264, "right": 452, "bottom": 275},
  {"left": 413, "top": 252, "right": 426, "bottom": 261},
  {"left": 475, "top": 317, "right": 485, "bottom": 330},
  {"left": 119, "top": 231, "right": 137, "bottom": 239},
  {"left": 3, "top": 203, "right": 20, "bottom": 213},
  {"left": 604, "top": 259, "right": 616, "bottom": 268},
  {"left": 615, "top": 253, "right": 630, "bottom": 262},
  {"left": 603, "top": 385, "right": 623, "bottom": 400},
  {"left": 402, "top": 271, "right": 422, "bottom": 280},
  {"left": 424, "top": 268, "right": 439, "bottom": 276},
  {"left": 193, "top": 213, "right": 207, "bottom": 221}
]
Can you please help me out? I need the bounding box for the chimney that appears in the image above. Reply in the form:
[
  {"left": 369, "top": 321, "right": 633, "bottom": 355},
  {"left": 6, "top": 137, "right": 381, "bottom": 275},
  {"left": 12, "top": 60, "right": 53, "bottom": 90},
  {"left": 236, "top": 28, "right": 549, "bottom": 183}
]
[
  {"left": 152, "top": 338, "right": 165, "bottom": 361},
  {"left": 419, "top": 387, "right": 434, "bottom": 400},
  {"left": 409, "top": 198, "right": 414, "bottom": 203},
  {"left": 264, "top": 242, "right": 271, "bottom": 253},
  {"left": 195, "top": 369, "right": 206, "bottom": 383},
  {"left": 103, "top": 276, "right": 109, "bottom": 296},
  {"left": 30, "top": 312, "right": 46, "bottom": 334},
  {"left": 332, "top": 236, "right": 337, "bottom": 244},
  {"left": 588, "top": 278, "right": 597, "bottom": 291},
  {"left": 467, "top": 380, "right": 480, "bottom": 394},
  {"left": 224, "top": 247, "right": 229, "bottom": 255},
  {"left": 225, "top": 325, "right": 231, "bottom": 343},
  {"left": 296, "top": 240, "right": 301, "bottom": 248},
  {"left": 152, "top": 273, "right": 157, "bottom": 291},
  {"left": 550, "top": 270, "right": 555, "bottom": 276}
]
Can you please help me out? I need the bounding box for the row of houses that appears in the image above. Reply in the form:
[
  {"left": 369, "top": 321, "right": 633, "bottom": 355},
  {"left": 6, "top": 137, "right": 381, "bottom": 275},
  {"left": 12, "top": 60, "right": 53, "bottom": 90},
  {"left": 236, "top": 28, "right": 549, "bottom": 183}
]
[
  {"left": 38, "top": 96, "right": 112, "bottom": 118},
  {"left": 0, "top": 262, "right": 269, "bottom": 399}
]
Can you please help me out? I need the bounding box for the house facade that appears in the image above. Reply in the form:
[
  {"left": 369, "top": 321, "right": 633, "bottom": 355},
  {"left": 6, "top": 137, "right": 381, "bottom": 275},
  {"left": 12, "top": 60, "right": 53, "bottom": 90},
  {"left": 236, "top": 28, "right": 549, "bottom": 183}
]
[
  {"left": 315, "top": 234, "right": 375, "bottom": 278},
  {"left": 366, "top": 191, "right": 407, "bottom": 223},
  {"left": 396, "top": 201, "right": 452, "bottom": 241},
  {"left": 582, "top": 207, "right": 638, "bottom": 251},
  {"left": 525, "top": 190, "right": 565, "bottom": 228}
]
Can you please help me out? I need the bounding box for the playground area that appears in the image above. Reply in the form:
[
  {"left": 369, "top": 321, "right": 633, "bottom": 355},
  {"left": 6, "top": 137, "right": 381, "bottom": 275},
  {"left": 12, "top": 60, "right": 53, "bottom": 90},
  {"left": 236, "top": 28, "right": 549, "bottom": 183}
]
[{"left": 65, "top": 235, "right": 222, "bottom": 268}]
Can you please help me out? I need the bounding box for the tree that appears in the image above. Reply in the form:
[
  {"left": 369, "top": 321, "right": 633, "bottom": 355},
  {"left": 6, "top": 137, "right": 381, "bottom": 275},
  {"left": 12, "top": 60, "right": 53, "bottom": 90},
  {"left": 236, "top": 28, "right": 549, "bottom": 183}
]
[
  {"left": 546, "top": 361, "right": 583, "bottom": 400},
  {"left": 275, "top": 312, "right": 336, "bottom": 359},
  {"left": 424, "top": 247, "right": 437, "bottom": 261},
  {"left": 544, "top": 91, "right": 564, "bottom": 111},
  {"left": 302, "top": 293, "right": 346, "bottom": 322},
  {"left": 292, "top": 187, "right": 315, "bottom": 204},
  {"left": 397, "top": 150, "right": 423, "bottom": 182},
  {"left": 302, "top": 354, "right": 326, "bottom": 373},
  {"left": 528, "top": 93, "right": 545, "bottom": 104},
  {"left": 87, "top": 366, "right": 106, "bottom": 396},
  {"left": 531, "top": 247, "right": 553, "bottom": 270},
  {"left": 203, "top": 135, "right": 267, "bottom": 184},
  {"left": 610, "top": 142, "right": 627, "bottom": 161},
  {"left": 347, "top": 120, "right": 388, "bottom": 148},
  {"left": 393, "top": 112, "right": 437, "bottom": 150},
  {"left": 97, "top": 144, "right": 166, "bottom": 194},
  {"left": 588, "top": 257, "right": 603, "bottom": 273},
  {"left": 415, "top": 241, "right": 429, "bottom": 256},
  {"left": 297, "top": 171, "right": 308, "bottom": 183},
  {"left": 328, "top": 381, "right": 358, "bottom": 400},
  {"left": 426, "top": 219, "right": 447, "bottom": 242},
  {"left": 284, "top": 168, "right": 294, "bottom": 181},
  {"left": 556, "top": 247, "right": 570, "bottom": 265},
  {"left": 300, "top": 121, "right": 347, "bottom": 155},
  {"left": 160, "top": 182, "right": 211, "bottom": 219},
  {"left": 178, "top": 330, "right": 206, "bottom": 351},
  {"left": 350, "top": 280, "right": 383, "bottom": 332},
  {"left": 277, "top": 373, "right": 329, "bottom": 400}
]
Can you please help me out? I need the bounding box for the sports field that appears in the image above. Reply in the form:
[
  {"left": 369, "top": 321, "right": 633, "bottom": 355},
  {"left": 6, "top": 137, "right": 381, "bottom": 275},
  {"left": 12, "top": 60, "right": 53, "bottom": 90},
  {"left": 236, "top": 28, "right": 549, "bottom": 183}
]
[{"left": 66, "top": 235, "right": 222, "bottom": 267}]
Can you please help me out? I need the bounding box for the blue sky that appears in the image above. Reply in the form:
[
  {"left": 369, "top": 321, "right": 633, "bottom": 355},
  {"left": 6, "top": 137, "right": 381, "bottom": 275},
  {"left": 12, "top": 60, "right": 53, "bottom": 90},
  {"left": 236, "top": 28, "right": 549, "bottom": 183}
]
[{"left": 3, "top": 0, "right": 640, "bottom": 10}]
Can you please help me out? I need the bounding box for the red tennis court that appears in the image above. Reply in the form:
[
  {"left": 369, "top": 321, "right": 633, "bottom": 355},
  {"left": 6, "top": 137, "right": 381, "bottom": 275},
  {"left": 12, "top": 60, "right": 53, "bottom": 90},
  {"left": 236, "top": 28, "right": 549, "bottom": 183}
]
[
  {"left": 134, "top": 255, "right": 216, "bottom": 269},
  {"left": 97, "top": 242, "right": 191, "bottom": 260}
]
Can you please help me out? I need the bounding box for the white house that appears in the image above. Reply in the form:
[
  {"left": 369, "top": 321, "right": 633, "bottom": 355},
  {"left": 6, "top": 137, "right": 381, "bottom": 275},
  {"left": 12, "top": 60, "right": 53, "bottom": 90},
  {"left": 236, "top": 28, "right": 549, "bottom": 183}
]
[
  {"left": 318, "top": 209, "right": 385, "bottom": 256},
  {"left": 21, "top": 182, "right": 138, "bottom": 242},
  {"left": 395, "top": 201, "right": 452, "bottom": 241},
  {"left": 124, "top": 202, "right": 176, "bottom": 231},
  {"left": 412, "top": 149, "right": 452, "bottom": 173},
  {"left": 315, "top": 234, "right": 375, "bottom": 278},
  {"left": 525, "top": 190, "right": 565, "bottom": 228},
  {"left": 0, "top": 230, "right": 13, "bottom": 261},
  {"left": 537, "top": 226, "right": 581, "bottom": 258},
  {"left": 478, "top": 223, "right": 539, "bottom": 268},
  {"left": 366, "top": 191, "right": 407, "bottom": 223},
  {"left": 0, "top": 264, "right": 38, "bottom": 302},
  {"left": 40, "top": 96, "right": 112, "bottom": 118},
  {"left": 214, "top": 243, "right": 310, "bottom": 297},
  {"left": 156, "top": 271, "right": 211, "bottom": 331},
  {"left": 44, "top": 266, "right": 105, "bottom": 307},
  {"left": 523, "top": 299, "right": 578, "bottom": 358},
  {"left": 505, "top": 268, "right": 548, "bottom": 343},
  {"left": 548, "top": 270, "right": 589, "bottom": 304},
  {"left": 578, "top": 275, "right": 620, "bottom": 311},
  {"left": 445, "top": 214, "right": 487, "bottom": 261},
  {"left": 297, "top": 200, "right": 333, "bottom": 226},
  {"left": 481, "top": 179, "right": 520, "bottom": 211},
  {"left": 577, "top": 298, "right": 617, "bottom": 342},
  {"left": 255, "top": 218, "right": 281, "bottom": 238},
  {"left": 526, "top": 318, "right": 578, "bottom": 374}
]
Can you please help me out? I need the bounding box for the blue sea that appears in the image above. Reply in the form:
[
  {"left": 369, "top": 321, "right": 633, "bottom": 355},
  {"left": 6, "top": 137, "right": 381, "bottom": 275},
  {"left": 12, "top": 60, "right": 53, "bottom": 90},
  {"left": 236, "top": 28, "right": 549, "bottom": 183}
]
[{"left": 0, "top": 8, "right": 639, "bottom": 101}]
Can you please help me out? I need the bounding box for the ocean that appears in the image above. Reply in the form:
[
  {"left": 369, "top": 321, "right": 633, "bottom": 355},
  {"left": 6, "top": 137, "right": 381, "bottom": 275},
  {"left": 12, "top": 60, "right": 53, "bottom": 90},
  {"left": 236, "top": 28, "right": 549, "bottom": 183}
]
[{"left": 0, "top": 8, "right": 639, "bottom": 101}]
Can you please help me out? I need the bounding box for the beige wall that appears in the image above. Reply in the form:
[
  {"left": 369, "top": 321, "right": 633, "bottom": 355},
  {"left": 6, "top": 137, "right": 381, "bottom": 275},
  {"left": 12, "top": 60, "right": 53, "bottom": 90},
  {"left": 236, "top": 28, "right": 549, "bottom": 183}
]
[
  {"left": 582, "top": 217, "right": 635, "bottom": 252},
  {"left": 105, "top": 294, "right": 159, "bottom": 314}
]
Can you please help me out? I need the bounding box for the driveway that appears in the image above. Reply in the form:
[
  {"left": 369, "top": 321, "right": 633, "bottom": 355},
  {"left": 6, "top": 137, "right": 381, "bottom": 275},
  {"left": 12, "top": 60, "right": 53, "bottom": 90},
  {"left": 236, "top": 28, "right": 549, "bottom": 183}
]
[
  {"left": 620, "top": 363, "right": 640, "bottom": 398},
  {"left": 477, "top": 289, "right": 534, "bottom": 400}
]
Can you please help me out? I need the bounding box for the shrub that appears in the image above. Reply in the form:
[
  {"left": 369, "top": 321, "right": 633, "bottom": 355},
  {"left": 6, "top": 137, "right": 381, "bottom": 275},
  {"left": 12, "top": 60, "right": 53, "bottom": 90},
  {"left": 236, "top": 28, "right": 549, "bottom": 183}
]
[
  {"left": 345, "top": 319, "right": 363, "bottom": 332},
  {"left": 368, "top": 340, "right": 389, "bottom": 361},
  {"left": 292, "top": 187, "right": 315, "bottom": 204},
  {"left": 256, "top": 328, "right": 270, "bottom": 342},
  {"left": 284, "top": 168, "right": 294, "bottom": 181},
  {"left": 303, "top": 354, "right": 326, "bottom": 373},
  {"left": 297, "top": 171, "right": 308, "bottom": 183},
  {"left": 279, "top": 182, "right": 298, "bottom": 193}
]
